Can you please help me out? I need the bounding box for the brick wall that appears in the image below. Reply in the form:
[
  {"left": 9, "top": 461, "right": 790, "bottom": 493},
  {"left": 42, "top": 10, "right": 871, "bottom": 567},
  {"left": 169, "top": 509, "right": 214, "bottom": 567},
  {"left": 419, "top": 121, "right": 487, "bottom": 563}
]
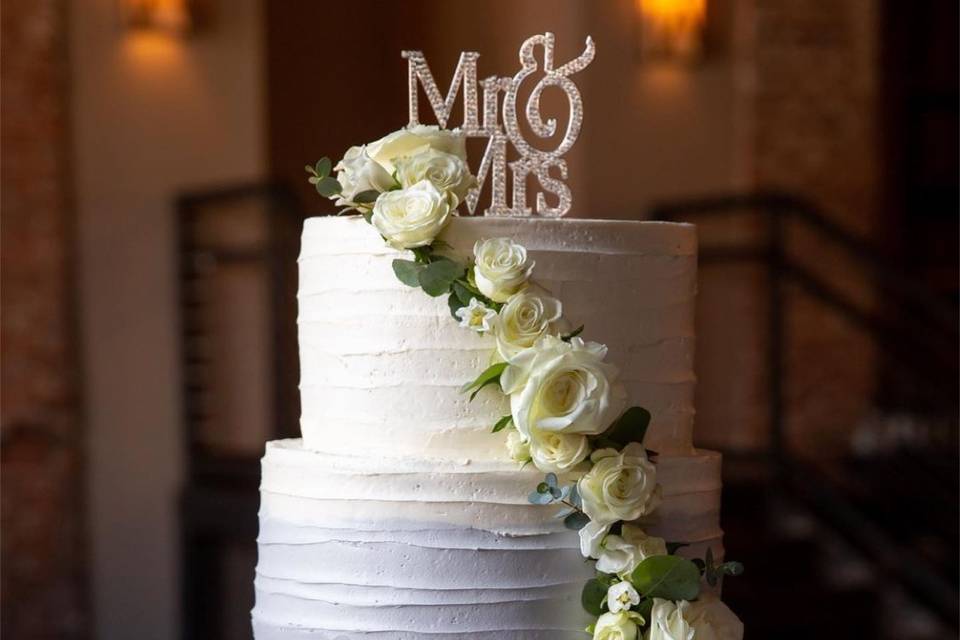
[
  {"left": 1, "top": 0, "right": 88, "bottom": 637},
  {"left": 752, "top": 0, "right": 881, "bottom": 455}
]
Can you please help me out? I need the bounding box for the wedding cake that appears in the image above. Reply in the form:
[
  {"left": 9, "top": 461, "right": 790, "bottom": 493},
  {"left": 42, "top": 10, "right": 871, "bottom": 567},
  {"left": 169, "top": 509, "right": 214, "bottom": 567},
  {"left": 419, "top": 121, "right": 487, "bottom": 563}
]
[{"left": 253, "top": 32, "right": 742, "bottom": 640}]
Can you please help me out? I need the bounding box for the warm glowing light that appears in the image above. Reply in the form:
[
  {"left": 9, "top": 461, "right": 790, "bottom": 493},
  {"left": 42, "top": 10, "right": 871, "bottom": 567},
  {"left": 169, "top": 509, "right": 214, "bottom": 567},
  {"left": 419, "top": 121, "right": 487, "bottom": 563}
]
[
  {"left": 636, "top": 0, "right": 707, "bottom": 62},
  {"left": 121, "top": 0, "right": 192, "bottom": 34}
]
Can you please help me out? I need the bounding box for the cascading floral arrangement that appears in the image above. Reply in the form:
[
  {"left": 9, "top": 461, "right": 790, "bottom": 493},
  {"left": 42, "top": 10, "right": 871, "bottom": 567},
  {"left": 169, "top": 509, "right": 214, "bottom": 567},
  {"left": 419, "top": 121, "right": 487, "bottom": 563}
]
[{"left": 308, "top": 124, "right": 743, "bottom": 639}]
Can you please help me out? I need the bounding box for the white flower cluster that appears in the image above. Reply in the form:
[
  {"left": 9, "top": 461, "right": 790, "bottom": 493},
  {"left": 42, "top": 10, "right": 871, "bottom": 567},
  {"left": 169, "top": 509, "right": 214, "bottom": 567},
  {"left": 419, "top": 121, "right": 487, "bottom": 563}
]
[
  {"left": 327, "top": 125, "right": 478, "bottom": 249},
  {"left": 592, "top": 594, "right": 742, "bottom": 640}
]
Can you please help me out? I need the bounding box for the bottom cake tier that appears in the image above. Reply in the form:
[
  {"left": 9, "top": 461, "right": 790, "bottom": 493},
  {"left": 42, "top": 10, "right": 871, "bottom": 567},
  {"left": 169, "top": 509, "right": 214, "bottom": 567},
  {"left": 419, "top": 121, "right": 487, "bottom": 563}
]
[{"left": 252, "top": 439, "right": 724, "bottom": 639}]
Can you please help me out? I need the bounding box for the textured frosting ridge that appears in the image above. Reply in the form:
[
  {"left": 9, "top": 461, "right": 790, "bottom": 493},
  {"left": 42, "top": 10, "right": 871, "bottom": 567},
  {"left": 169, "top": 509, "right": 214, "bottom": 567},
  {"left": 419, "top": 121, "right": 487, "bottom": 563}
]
[
  {"left": 253, "top": 216, "right": 724, "bottom": 639},
  {"left": 298, "top": 216, "right": 698, "bottom": 460}
]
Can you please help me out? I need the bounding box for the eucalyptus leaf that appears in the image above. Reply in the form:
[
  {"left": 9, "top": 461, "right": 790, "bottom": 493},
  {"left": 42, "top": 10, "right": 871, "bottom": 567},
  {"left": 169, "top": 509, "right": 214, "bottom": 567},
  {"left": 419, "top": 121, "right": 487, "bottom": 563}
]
[
  {"left": 544, "top": 473, "right": 558, "bottom": 488},
  {"left": 353, "top": 189, "right": 380, "bottom": 204},
  {"left": 447, "top": 293, "right": 466, "bottom": 319},
  {"left": 315, "top": 157, "right": 332, "bottom": 179},
  {"left": 553, "top": 507, "right": 576, "bottom": 520},
  {"left": 315, "top": 176, "right": 342, "bottom": 197},
  {"left": 604, "top": 406, "right": 652, "bottom": 448},
  {"left": 581, "top": 579, "right": 607, "bottom": 617},
  {"left": 418, "top": 258, "right": 464, "bottom": 297},
  {"left": 561, "top": 325, "right": 585, "bottom": 342},
  {"left": 528, "top": 490, "right": 553, "bottom": 505},
  {"left": 629, "top": 555, "right": 701, "bottom": 601},
  {"left": 569, "top": 483, "right": 582, "bottom": 508},
  {"left": 452, "top": 281, "right": 476, "bottom": 306},
  {"left": 392, "top": 259, "right": 424, "bottom": 288},
  {"left": 492, "top": 415, "right": 512, "bottom": 433},
  {"left": 563, "top": 511, "right": 591, "bottom": 531}
]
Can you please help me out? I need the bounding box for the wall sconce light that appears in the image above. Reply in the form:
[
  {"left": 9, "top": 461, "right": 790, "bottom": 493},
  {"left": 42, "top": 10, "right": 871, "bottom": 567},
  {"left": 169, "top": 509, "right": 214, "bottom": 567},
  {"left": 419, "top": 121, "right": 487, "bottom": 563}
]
[
  {"left": 635, "top": 0, "right": 707, "bottom": 63},
  {"left": 121, "top": 0, "right": 210, "bottom": 35}
]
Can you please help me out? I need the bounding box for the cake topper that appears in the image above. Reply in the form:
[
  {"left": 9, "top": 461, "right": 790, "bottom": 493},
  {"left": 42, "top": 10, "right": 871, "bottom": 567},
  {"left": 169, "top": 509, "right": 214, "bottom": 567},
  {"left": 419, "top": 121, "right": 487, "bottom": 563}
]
[{"left": 403, "top": 32, "right": 595, "bottom": 218}]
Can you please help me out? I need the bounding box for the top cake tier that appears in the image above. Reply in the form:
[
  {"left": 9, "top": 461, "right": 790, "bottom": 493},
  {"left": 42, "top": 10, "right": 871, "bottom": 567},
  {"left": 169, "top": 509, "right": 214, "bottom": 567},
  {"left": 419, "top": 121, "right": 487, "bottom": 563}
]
[{"left": 297, "top": 216, "right": 697, "bottom": 461}]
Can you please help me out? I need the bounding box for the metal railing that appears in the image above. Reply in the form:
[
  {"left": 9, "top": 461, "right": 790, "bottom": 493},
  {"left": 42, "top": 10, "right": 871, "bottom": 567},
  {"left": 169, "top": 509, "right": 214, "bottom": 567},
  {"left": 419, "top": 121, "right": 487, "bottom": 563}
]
[{"left": 651, "top": 190, "right": 959, "bottom": 626}]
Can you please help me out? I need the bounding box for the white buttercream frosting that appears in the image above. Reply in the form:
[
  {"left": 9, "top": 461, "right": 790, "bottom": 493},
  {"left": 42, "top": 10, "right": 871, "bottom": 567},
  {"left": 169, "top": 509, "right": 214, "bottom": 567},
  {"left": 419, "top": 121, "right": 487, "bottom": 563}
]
[
  {"left": 253, "top": 440, "right": 724, "bottom": 637},
  {"left": 253, "top": 215, "right": 725, "bottom": 639},
  {"left": 298, "top": 216, "right": 697, "bottom": 460}
]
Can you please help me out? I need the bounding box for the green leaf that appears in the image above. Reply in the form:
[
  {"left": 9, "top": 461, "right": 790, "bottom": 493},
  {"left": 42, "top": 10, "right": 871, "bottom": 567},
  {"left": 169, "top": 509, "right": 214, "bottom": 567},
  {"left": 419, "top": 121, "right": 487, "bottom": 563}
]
[
  {"left": 569, "top": 483, "right": 582, "bottom": 508},
  {"left": 315, "top": 176, "right": 342, "bottom": 197},
  {"left": 452, "top": 281, "right": 476, "bottom": 306},
  {"left": 581, "top": 579, "right": 607, "bottom": 617},
  {"left": 635, "top": 597, "right": 653, "bottom": 624},
  {"left": 353, "top": 189, "right": 380, "bottom": 204},
  {"left": 305, "top": 164, "right": 317, "bottom": 176},
  {"left": 561, "top": 325, "right": 585, "bottom": 342},
  {"left": 595, "top": 572, "right": 618, "bottom": 589},
  {"left": 460, "top": 362, "right": 508, "bottom": 400},
  {"left": 392, "top": 259, "right": 424, "bottom": 287},
  {"left": 418, "top": 258, "right": 464, "bottom": 297},
  {"left": 448, "top": 292, "right": 466, "bottom": 319},
  {"left": 604, "top": 406, "right": 652, "bottom": 448},
  {"left": 563, "top": 511, "right": 591, "bottom": 531},
  {"left": 410, "top": 246, "right": 434, "bottom": 264},
  {"left": 315, "top": 157, "right": 332, "bottom": 179},
  {"left": 528, "top": 490, "right": 553, "bottom": 505},
  {"left": 629, "top": 555, "right": 701, "bottom": 601},
  {"left": 361, "top": 209, "right": 373, "bottom": 224},
  {"left": 720, "top": 561, "right": 744, "bottom": 577},
  {"left": 492, "top": 415, "right": 512, "bottom": 433}
]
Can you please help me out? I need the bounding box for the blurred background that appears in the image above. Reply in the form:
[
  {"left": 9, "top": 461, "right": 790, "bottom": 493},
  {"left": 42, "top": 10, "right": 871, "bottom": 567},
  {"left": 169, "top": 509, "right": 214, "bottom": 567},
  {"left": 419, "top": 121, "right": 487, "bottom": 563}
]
[{"left": 2, "top": 0, "right": 957, "bottom": 638}]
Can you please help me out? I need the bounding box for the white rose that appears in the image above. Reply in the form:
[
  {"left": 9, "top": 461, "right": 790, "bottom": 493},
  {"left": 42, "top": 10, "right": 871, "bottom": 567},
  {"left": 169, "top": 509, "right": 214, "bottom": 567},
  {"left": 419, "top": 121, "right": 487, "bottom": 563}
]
[
  {"left": 501, "top": 336, "right": 625, "bottom": 443},
  {"left": 472, "top": 237, "right": 535, "bottom": 303},
  {"left": 455, "top": 297, "right": 497, "bottom": 333},
  {"left": 596, "top": 535, "right": 638, "bottom": 575},
  {"left": 647, "top": 599, "right": 694, "bottom": 640},
  {"left": 593, "top": 611, "right": 644, "bottom": 640},
  {"left": 578, "top": 443, "right": 660, "bottom": 526},
  {"left": 597, "top": 525, "right": 668, "bottom": 576},
  {"left": 366, "top": 125, "right": 467, "bottom": 174},
  {"left": 505, "top": 430, "right": 531, "bottom": 463},
  {"left": 395, "top": 148, "right": 477, "bottom": 205},
  {"left": 528, "top": 428, "right": 589, "bottom": 473},
  {"left": 332, "top": 145, "right": 396, "bottom": 206},
  {"left": 607, "top": 581, "right": 641, "bottom": 614},
  {"left": 406, "top": 124, "right": 468, "bottom": 159},
  {"left": 494, "top": 291, "right": 562, "bottom": 362},
  {"left": 371, "top": 180, "right": 453, "bottom": 250},
  {"left": 685, "top": 596, "right": 744, "bottom": 640},
  {"left": 579, "top": 519, "right": 611, "bottom": 558}
]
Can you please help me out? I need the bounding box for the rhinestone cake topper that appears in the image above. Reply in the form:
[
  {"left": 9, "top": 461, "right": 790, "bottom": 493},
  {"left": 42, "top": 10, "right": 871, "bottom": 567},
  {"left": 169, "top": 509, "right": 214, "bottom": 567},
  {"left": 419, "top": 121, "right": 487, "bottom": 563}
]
[{"left": 403, "top": 32, "right": 595, "bottom": 217}]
